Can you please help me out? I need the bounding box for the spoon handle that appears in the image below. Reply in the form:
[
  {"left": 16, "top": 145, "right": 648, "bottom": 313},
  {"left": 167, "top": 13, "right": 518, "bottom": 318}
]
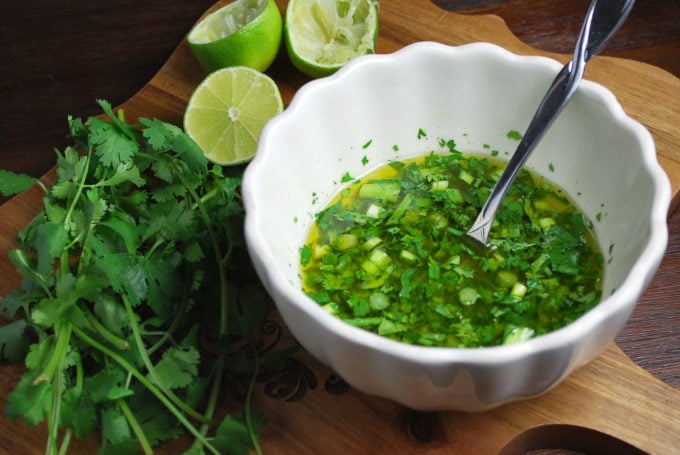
[{"left": 466, "top": 0, "right": 635, "bottom": 246}]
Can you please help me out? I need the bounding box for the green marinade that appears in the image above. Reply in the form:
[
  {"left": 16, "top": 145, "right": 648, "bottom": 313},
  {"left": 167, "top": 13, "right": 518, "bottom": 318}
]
[{"left": 300, "top": 146, "right": 603, "bottom": 347}]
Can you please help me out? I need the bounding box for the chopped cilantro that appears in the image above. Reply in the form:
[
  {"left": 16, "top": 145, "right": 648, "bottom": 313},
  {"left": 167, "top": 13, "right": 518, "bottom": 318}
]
[
  {"left": 341, "top": 171, "right": 355, "bottom": 183},
  {"left": 302, "top": 149, "right": 602, "bottom": 347},
  {"left": 417, "top": 128, "right": 427, "bottom": 139},
  {"left": 362, "top": 139, "right": 373, "bottom": 149},
  {"left": 444, "top": 139, "right": 457, "bottom": 153},
  {"left": 507, "top": 129, "right": 523, "bottom": 141}
]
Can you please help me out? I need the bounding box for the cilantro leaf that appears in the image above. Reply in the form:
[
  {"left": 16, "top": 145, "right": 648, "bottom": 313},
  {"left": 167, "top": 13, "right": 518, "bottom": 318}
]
[
  {"left": 130, "top": 392, "right": 184, "bottom": 447},
  {"left": 60, "top": 386, "right": 97, "bottom": 438},
  {"left": 211, "top": 410, "right": 267, "bottom": 455},
  {"left": 140, "top": 117, "right": 208, "bottom": 174},
  {"left": 99, "top": 211, "right": 142, "bottom": 253},
  {"left": 31, "top": 298, "right": 65, "bottom": 328},
  {"left": 101, "top": 406, "right": 133, "bottom": 445},
  {"left": 85, "top": 368, "right": 134, "bottom": 404},
  {"left": 0, "top": 289, "right": 25, "bottom": 318},
  {"left": 96, "top": 162, "right": 146, "bottom": 187},
  {"left": 8, "top": 249, "right": 52, "bottom": 291},
  {"left": 151, "top": 346, "right": 200, "bottom": 390},
  {"left": 24, "top": 337, "right": 54, "bottom": 371},
  {"left": 88, "top": 110, "right": 140, "bottom": 168},
  {"left": 35, "top": 221, "right": 69, "bottom": 276},
  {"left": 96, "top": 253, "right": 149, "bottom": 306},
  {"left": 6, "top": 374, "right": 53, "bottom": 426},
  {"left": 0, "top": 170, "right": 38, "bottom": 196},
  {"left": 1, "top": 100, "right": 290, "bottom": 454},
  {"left": 96, "top": 98, "right": 140, "bottom": 142},
  {"left": 0, "top": 319, "right": 30, "bottom": 362},
  {"left": 55, "top": 146, "right": 84, "bottom": 182},
  {"left": 94, "top": 295, "right": 129, "bottom": 336}
]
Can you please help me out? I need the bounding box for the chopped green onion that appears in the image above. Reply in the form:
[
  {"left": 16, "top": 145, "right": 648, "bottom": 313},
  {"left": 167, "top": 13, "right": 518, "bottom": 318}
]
[
  {"left": 511, "top": 282, "right": 528, "bottom": 298},
  {"left": 538, "top": 217, "right": 556, "bottom": 231},
  {"left": 400, "top": 250, "right": 418, "bottom": 263},
  {"left": 334, "top": 233, "right": 357, "bottom": 250},
  {"left": 458, "top": 287, "right": 479, "bottom": 305},
  {"left": 365, "top": 203, "right": 383, "bottom": 218},
  {"left": 503, "top": 327, "right": 535, "bottom": 345},
  {"left": 459, "top": 169, "right": 475, "bottom": 185},
  {"left": 358, "top": 181, "right": 401, "bottom": 202},
  {"left": 362, "top": 237, "right": 383, "bottom": 250},
  {"left": 496, "top": 270, "right": 517, "bottom": 288},
  {"left": 368, "top": 249, "right": 391, "bottom": 269},
  {"left": 369, "top": 292, "right": 390, "bottom": 311},
  {"left": 431, "top": 180, "right": 449, "bottom": 191}
]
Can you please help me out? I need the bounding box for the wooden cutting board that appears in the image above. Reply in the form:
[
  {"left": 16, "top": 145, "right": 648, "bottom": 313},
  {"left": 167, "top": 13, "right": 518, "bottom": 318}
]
[{"left": 1, "top": 1, "right": 679, "bottom": 453}]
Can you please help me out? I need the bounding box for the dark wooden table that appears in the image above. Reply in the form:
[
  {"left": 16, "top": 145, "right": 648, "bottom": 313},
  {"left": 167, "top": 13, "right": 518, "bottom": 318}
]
[{"left": 1, "top": 0, "right": 678, "bottom": 396}]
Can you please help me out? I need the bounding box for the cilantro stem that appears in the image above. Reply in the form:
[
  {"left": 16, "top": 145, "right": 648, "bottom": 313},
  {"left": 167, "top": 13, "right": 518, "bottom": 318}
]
[
  {"left": 245, "top": 345, "right": 263, "bottom": 455},
  {"left": 146, "top": 298, "right": 188, "bottom": 356},
  {"left": 174, "top": 166, "right": 229, "bottom": 338},
  {"left": 146, "top": 268, "right": 195, "bottom": 356},
  {"left": 59, "top": 250, "right": 69, "bottom": 277},
  {"left": 82, "top": 306, "right": 130, "bottom": 349},
  {"left": 46, "top": 374, "right": 62, "bottom": 454},
  {"left": 195, "top": 186, "right": 219, "bottom": 207},
  {"left": 44, "top": 323, "right": 72, "bottom": 455},
  {"left": 121, "top": 294, "right": 215, "bottom": 425},
  {"left": 175, "top": 165, "right": 242, "bottom": 453},
  {"left": 8, "top": 249, "right": 53, "bottom": 297},
  {"left": 37, "top": 180, "right": 48, "bottom": 195},
  {"left": 75, "top": 354, "right": 84, "bottom": 387},
  {"left": 144, "top": 237, "right": 165, "bottom": 260},
  {"left": 57, "top": 430, "right": 72, "bottom": 455},
  {"left": 35, "top": 323, "right": 72, "bottom": 385},
  {"left": 63, "top": 147, "right": 92, "bottom": 230},
  {"left": 189, "top": 353, "right": 225, "bottom": 453},
  {"left": 55, "top": 353, "right": 81, "bottom": 454},
  {"left": 118, "top": 399, "right": 153, "bottom": 455},
  {"left": 72, "top": 325, "right": 222, "bottom": 455}
]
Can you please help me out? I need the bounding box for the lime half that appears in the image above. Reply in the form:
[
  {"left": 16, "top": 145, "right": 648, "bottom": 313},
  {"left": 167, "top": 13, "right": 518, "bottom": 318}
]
[
  {"left": 188, "top": 0, "right": 283, "bottom": 73},
  {"left": 184, "top": 66, "right": 283, "bottom": 165},
  {"left": 284, "top": 0, "right": 379, "bottom": 78}
]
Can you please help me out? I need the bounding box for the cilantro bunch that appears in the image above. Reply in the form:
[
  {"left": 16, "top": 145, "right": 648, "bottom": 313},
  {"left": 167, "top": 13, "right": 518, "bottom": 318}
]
[{"left": 0, "top": 100, "right": 283, "bottom": 454}]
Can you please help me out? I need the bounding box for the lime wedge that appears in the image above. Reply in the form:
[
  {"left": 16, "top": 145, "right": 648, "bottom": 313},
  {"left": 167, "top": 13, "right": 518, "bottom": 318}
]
[
  {"left": 187, "top": 0, "right": 283, "bottom": 73},
  {"left": 184, "top": 66, "right": 283, "bottom": 165},
  {"left": 284, "top": 0, "right": 379, "bottom": 78}
]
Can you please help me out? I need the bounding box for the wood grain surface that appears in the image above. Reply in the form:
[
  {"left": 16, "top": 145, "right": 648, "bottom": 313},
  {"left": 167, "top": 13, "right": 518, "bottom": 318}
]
[{"left": 1, "top": 1, "right": 679, "bottom": 454}]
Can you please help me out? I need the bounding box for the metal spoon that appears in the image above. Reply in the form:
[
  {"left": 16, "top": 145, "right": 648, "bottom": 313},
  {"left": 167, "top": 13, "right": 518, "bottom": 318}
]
[{"left": 466, "top": 0, "right": 635, "bottom": 246}]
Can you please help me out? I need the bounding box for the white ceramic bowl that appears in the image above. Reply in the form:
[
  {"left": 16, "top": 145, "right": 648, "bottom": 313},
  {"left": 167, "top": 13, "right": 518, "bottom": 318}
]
[{"left": 242, "top": 42, "right": 670, "bottom": 411}]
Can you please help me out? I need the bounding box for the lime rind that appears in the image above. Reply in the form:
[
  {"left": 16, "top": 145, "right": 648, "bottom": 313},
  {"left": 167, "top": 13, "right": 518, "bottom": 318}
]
[{"left": 187, "top": 0, "right": 283, "bottom": 73}]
